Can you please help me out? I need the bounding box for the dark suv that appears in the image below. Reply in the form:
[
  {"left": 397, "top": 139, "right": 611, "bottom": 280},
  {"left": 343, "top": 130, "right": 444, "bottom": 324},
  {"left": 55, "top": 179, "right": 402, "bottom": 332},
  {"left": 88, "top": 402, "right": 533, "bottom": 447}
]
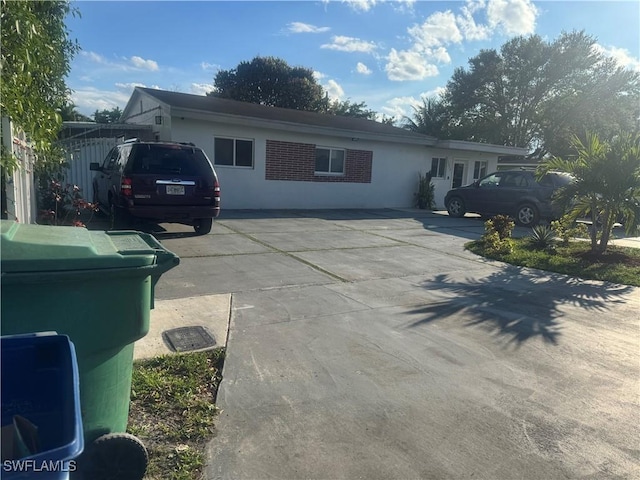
[
  {"left": 444, "top": 170, "right": 573, "bottom": 226},
  {"left": 90, "top": 139, "right": 220, "bottom": 234}
]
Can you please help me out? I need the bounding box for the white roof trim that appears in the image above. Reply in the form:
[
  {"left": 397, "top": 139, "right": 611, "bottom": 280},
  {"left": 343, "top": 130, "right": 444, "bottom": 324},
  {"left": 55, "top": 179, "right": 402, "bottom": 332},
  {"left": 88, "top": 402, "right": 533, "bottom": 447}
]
[{"left": 435, "top": 139, "right": 528, "bottom": 156}]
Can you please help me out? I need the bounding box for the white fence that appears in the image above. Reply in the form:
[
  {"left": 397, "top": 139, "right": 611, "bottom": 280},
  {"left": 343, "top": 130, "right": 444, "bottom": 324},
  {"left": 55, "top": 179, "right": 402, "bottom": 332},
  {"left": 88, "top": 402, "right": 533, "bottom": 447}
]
[
  {"left": 2, "top": 117, "right": 37, "bottom": 224},
  {"left": 61, "top": 137, "right": 115, "bottom": 202}
]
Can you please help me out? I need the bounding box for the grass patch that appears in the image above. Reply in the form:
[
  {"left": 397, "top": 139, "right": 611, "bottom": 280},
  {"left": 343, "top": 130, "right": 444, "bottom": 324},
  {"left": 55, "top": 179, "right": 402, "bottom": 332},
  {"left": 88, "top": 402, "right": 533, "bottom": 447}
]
[
  {"left": 467, "top": 238, "right": 640, "bottom": 286},
  {"left": 128, "top": 348, "right": 225, "bottom": 480}
]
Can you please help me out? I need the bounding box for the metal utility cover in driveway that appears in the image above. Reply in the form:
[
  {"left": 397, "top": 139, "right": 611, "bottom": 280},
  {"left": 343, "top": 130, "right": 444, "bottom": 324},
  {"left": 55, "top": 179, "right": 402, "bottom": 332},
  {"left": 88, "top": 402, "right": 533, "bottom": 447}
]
[{"left": 162, "top": 326, "right": 216, "bottom": 352}]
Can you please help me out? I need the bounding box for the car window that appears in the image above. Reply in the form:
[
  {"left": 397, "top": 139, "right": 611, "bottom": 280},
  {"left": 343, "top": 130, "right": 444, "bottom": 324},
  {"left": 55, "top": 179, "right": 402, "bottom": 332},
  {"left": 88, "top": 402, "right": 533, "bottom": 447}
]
[
  {"left": 102, "top": 148, "right": 119, "bottom": 171},
  {"left": 478, "top": 173, "right": 502, "bottom": 187},
  {"left": 502, "top": 173, "right": 529, "bottom": 187},
  {"left": 128, "top": 145, "right": 213, "bottom": 177},
  {"left": 117, "top": 145, "right": 132, "bottom": 173}
]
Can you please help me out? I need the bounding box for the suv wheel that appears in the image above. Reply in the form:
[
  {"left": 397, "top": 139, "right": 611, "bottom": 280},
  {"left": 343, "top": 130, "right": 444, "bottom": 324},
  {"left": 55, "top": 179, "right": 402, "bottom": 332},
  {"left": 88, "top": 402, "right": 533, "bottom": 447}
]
[
  {"left": 447, "top": 197, "right": 466, "bottom": 218},
  {"left": 516, "top": 203, "right": 539, "bottom": 227},
  {"left": 92, "top": 184, "right": 106, "bottom": 216},
  {"left": 109, "top": 197, "right": 131, "bottom": 230},
  {"left": 194, "top": 218, "right": 213, "bottom": 235}
]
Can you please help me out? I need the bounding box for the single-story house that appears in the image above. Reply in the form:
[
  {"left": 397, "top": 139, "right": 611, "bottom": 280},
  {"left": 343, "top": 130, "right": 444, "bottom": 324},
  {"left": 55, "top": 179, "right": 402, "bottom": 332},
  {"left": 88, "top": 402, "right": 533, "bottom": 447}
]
[{"left": 121, "top": 87, "right": 528, "bottom": 210}]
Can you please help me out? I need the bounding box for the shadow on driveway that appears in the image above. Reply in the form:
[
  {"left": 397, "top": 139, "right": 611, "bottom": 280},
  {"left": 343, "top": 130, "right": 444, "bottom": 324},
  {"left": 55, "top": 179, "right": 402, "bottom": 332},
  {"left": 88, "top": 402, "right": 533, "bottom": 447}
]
[{"left": 406, "top": 265, "right": 634, "bottom": 347}]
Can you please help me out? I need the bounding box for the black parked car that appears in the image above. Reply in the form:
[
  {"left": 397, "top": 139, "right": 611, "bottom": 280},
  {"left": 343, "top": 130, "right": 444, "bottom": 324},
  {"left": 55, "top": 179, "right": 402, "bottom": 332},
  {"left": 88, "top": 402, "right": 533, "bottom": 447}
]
[
  {"left": 444, "top": 170, "right": 573, "bottom": 226},
  {"left": 91, "top": 139, "right": 220, "bottom": 234}
]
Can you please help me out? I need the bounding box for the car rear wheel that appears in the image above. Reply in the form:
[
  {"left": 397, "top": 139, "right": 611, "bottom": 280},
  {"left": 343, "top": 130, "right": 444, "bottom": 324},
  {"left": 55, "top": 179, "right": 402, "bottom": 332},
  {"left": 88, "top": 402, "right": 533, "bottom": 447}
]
[
  {"left": 516, "top": 203, "right": 539, "bottom": 227},
  {"left": 194, "top": 218, "right": 213, "bottom": 235},
  {"left": 109, "top": 197, "right": 131, "bottom": 230},
  {"left": 92, "top": 184, "right": 106, "bottom": 216},
  {"left": 446, "top": 197, "right": 466, "bottom": 218}
]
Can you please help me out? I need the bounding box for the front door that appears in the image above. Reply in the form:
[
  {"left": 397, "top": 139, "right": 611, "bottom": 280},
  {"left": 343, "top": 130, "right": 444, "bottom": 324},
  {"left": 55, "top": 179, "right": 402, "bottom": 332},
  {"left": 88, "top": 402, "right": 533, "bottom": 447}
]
[{"left": 452, "top": 162, "right": 465, "bottom": 188}]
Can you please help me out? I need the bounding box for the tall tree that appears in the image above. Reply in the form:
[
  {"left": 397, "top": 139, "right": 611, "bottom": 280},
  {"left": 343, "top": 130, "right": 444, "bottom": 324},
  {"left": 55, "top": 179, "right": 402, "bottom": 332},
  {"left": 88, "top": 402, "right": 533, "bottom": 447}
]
[
  {"left": 326, "top": 99, "right": 377, "bottom": 120},
  {"left": 1, "top": 0, "right": 79, "bottom": 171},
  {"left": 210, "top": 56, "right": 380, "bottom": 120},
  {"left": 210, "top": 56, "right": 327, "bottom": 112},
  {"left": 540, "top": 132, "right": 640, "bottom": 254},
  {"left": 93, "top": 107, "right": 123, "bottom": 123},
  {"left": 404, "top": 96, "right": 450, "bottom": 138},
  {"left": 443, "top": 31, "right": 640, "bottom": 158},
  {"left": 59, "top": 102, "right": 91, "bottom": 122}
]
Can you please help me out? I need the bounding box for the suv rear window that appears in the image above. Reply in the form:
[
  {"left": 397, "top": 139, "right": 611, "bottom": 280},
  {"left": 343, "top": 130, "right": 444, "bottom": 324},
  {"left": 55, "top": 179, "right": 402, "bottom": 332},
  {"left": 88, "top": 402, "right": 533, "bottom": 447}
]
[{"left": 127, "top": 144, "right": 213, "bottom": 177}]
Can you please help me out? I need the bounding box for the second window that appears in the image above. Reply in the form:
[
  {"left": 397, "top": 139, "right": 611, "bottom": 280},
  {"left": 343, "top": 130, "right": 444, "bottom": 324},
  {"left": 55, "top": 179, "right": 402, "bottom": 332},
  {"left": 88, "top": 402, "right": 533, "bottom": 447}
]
[
  {"left": 214, "top": 137, "right": 254, "bottom": 167},
  {"left": 315, "top": 147, "right": 345, "bottom": 175}
]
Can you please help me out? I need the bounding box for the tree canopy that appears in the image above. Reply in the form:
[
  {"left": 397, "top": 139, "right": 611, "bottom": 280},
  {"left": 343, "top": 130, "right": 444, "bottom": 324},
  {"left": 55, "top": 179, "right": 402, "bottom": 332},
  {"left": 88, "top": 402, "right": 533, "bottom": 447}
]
[
  {"left": 408, "top": 31, "right": 640, "bottom": 159},
  {"left": 93, "top": 107, "right": 123, "bottom": 124},
  {"left": 404, "top": 96, "right": 449, "bottom": 138},
  {"left": 1, "top": 0, "right": 79, "bottom": 171},
  {"left": 210, "top": 56, "right": 326, "bottom": 111},
  {"left": 210, "top": 56, "right": 378, "bottom": 120}
]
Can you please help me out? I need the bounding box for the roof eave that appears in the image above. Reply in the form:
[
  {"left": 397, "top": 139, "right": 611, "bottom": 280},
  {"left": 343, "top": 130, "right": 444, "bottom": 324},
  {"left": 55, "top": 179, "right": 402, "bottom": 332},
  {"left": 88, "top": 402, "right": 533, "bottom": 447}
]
[
  {"left": 435, "top": 139, "right": 528, "bottom": 156},
  {"left": 170, "top": 106, "right": 437, "bottom": 146}
]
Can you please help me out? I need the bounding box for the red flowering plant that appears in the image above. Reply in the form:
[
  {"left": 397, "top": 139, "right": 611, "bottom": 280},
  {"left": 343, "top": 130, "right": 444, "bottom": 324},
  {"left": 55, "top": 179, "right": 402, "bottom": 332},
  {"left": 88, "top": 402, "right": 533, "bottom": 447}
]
[{"left": 38, "top": 180, "right": 99, "bottom": 227}]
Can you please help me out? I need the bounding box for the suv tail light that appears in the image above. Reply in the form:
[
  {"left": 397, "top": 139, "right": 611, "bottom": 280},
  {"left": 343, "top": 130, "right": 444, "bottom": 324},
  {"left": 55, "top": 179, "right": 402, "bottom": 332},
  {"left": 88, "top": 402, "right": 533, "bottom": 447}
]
[
  {"left": 121, "top": 177, "right": 132, "bottom": 196},
  {"left": 213, "top": 180, "right": 220, "bottom": 207}
]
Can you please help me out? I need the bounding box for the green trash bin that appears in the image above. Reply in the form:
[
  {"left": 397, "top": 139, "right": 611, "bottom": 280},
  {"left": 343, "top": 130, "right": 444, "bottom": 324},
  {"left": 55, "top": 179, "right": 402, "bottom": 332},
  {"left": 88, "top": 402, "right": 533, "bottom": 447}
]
[{"left": 0, "top": 220, "right": 180, "bottom": 479}]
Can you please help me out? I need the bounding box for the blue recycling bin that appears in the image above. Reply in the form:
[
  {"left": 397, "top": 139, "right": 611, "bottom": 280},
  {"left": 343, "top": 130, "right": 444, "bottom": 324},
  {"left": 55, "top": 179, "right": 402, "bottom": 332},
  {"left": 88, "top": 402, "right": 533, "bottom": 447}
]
[{"left": 1, "top": 333, "right": 84, "bottom": 480}]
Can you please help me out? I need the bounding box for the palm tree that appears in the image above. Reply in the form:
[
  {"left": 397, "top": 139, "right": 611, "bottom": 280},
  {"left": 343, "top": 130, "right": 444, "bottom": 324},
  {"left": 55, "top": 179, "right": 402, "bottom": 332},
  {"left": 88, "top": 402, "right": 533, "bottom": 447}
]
[
  {"left": 404, "top": 97, "right": 449, "bottom": 138},
  {"left": 540, "top": 132, "right": 640, "bottom": 254}
]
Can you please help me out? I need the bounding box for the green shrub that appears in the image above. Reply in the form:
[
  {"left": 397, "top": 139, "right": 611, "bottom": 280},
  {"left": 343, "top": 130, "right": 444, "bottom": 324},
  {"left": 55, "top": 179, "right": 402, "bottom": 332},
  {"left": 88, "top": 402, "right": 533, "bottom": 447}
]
[
  {"left": 481, "top": 215, "right": 515, "bottom": 255},
  {"left": 550, "top": 215, "right": 590, "bottom": 246},
  {"left": 414, "top": 172, "right": 435, "bottom": 209},
  {"left": 486, "top": 214, "right": 515, "bottom": 240},
  {"left": 528, "top": 224, "right": 557, "bottom": 252}
]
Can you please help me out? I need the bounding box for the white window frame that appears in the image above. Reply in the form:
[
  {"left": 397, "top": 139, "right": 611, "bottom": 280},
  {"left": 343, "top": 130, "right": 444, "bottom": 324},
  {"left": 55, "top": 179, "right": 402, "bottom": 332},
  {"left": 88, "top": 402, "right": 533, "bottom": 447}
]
[
  {"left": 430, "top": 157, "right": 447, "bottom": 178},
  {"left": 473, "top": 160, "right": 488, "bottom": 181},
  {"left": 214, "top": 136, "right": 254, "bottom": 168},
  {"left": 315, "top": 147, "right": 345, "bottom": 176}
]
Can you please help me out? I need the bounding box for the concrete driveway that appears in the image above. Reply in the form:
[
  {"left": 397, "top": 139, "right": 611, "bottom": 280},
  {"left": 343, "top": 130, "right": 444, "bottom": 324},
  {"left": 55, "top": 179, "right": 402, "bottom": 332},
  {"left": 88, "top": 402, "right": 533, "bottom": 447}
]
[{"left": 152, "top": 210, "right": 640, "bottom": 480}]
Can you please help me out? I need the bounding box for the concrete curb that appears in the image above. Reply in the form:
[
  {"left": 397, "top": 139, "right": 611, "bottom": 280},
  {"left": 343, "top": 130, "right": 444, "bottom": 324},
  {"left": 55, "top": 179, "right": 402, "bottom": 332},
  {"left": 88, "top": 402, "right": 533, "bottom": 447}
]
[{"left": 134, "top": 293, "right": 231, "bottom": 360}]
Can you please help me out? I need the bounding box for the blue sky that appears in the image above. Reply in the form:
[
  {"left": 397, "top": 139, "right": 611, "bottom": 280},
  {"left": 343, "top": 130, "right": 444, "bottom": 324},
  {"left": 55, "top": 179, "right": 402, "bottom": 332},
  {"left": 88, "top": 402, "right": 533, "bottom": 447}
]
[{"left": 66, "top": 0, "right": 640, "bottom": 121}]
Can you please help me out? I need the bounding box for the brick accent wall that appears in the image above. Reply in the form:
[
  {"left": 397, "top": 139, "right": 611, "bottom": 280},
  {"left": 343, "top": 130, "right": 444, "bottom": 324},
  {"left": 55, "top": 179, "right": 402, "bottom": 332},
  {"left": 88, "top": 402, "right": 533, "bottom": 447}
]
[{"left": 265, "top": 139, "right": 372, "bottom": 184}]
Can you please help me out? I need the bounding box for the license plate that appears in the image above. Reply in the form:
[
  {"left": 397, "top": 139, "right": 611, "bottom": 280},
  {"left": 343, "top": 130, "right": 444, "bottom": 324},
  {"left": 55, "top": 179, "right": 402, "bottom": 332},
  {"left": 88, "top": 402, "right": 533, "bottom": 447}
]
[{"left": 166, "top": 185, "right": 185, "bottom": 195}]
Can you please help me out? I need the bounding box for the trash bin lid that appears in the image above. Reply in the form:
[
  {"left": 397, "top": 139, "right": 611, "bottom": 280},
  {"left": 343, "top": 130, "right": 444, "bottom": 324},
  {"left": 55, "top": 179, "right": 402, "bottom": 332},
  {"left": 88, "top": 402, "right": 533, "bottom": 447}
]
[{"left": 1, "top": 221, "right": 162, "bottom": 273}]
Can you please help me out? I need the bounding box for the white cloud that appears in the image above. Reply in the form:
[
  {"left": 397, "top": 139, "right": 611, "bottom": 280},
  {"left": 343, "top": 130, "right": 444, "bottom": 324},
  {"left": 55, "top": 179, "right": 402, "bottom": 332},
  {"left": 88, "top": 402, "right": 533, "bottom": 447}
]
[
  {"left": 594, "top": 44, "right": 640, "bottom": 72},
  {"left": 408, "top": 11, "right": 463, "bottom": 51},
  {"left": 343, "top": 0, "right": 377, "bottom": 12},
  {"left": 391, "top": 0, "right": 416, "bottom": 14},
  {"left": 429, "top": 46, "right": 451, "bottom": 64},
  {"left": 287, "top": 22, "right": 330, "bottom": 33},
  {"left": 130, "top": 56, "right": 159, "bottom": 71},
  {"left": 356, "top": 62, "right": 372, "bottom": 75},
  {"left": 82, "top": 51, "right": 108, "bottom": 64},
  {"left": 190, "top": 83, "right": 215, "bottom": 95},
  {"left": 114, "top": 82, "right": 146, "bottom": 91},
  {"left": 380, "top": 87, "right": 447, "bottom": 122},
  {"left": 381, "top": 95, "right": 423, "bottom": 120},
  {"left": 313, "top": 71, "right": 327, "bottom": 81},
  {"left": 385, "top": 48, "right": 439, "bottom": 81},
  {"left": 486, "top": 0, "right": 538, "bottom": 36},
  {"left": 324, "top": 79, "right": 345, "bottom": 100},
  {"left": 70, "top": 87, "right": 132, "bottom": 116},
  {"left": 201, "top": 62, "right": 220, "bottom": 72},
  {"left": 457, "top": 2, "right": 491, "bottom": 41},
  {"left": 321, "top": 35, "right": 378, "bottom": 53}
]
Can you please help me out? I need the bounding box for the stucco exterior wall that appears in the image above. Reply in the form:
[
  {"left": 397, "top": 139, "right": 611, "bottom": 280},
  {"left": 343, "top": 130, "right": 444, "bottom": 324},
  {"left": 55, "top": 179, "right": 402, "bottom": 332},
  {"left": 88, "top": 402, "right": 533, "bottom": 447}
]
[
  {"left": 123, "top": 94, "right": 503, "bottom": 210},
  {"left": 167, "top": 117, "right": 440, "bottom": 209}
]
